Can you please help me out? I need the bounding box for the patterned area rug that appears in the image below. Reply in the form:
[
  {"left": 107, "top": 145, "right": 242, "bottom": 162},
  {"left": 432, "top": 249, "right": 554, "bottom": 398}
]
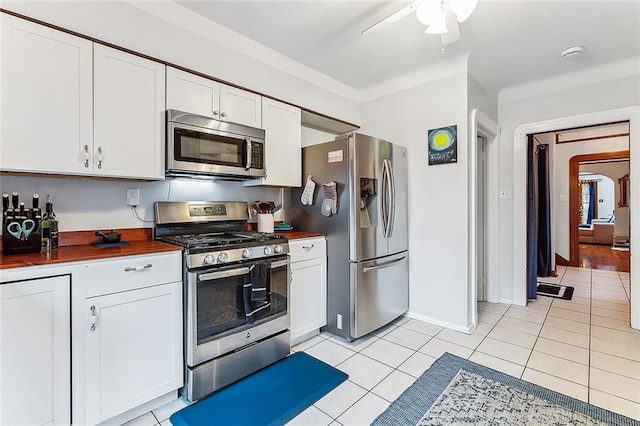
[{"left": 372, "top": 353, "right": 639, "bottom": 426}]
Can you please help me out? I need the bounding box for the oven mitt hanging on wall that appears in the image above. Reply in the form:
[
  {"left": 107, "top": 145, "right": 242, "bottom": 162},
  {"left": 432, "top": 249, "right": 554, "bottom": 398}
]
[
  {"left": 321, "top": 181, "right": 338, "bottom": 217},
  {"left": 301, "top": 175, "right": 316, "bottom": 205}
]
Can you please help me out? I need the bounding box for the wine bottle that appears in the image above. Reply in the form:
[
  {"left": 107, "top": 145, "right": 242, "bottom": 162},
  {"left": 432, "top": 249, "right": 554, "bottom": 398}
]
[{"left": 42, "top": 195, "right": 59, "bottom": 250}]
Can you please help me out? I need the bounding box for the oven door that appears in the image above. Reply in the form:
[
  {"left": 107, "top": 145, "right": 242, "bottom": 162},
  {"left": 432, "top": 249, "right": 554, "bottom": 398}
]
[
  {"left": 167, "top": 121, "right": 265, "bottom": 178},
  {"left": 185, "top": 256, "right": 289, "bottom": 367}
]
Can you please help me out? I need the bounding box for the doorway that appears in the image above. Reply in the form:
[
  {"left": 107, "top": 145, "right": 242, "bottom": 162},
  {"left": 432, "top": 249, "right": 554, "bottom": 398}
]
[
  {"left": 477, "top": 134, "right": 487, "bottom": 301},
  {"left": 512, "top": 107, "right": 639, "bottom": 330}
]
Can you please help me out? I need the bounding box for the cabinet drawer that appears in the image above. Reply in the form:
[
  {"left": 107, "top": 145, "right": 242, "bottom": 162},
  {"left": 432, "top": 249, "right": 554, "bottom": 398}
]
[
  {"left": 289, "top": 238, "right": 326, "bottom": 263},
  {"left": 83, "top": 253, "right": 182, "bottom": 298}
]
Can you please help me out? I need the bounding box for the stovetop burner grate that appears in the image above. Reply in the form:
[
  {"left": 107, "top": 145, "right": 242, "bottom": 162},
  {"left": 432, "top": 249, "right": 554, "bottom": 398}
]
[{"left": 159, "top": 231, "right": 286, "bottom": 250}]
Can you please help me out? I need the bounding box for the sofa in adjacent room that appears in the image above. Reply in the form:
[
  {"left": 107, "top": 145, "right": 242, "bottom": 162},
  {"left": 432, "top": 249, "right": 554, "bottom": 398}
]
[{"left": 578, "top": 218, "right": 615, "bottom": 245}]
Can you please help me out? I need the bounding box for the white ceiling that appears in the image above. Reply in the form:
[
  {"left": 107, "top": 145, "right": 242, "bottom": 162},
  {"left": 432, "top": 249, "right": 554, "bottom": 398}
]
[{"left": 172, "top": 0, "right": 640, "bottom": 96}]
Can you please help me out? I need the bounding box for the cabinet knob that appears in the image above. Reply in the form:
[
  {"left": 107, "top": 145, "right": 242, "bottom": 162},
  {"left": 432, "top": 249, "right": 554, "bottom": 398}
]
[
  {"left": 83, "top": 145, "right": 90, "bottom": 168},
  {"left": 97, "top": 147, "right": 103, "bottom": 169},
  {"left": 90, "top": 305, "right": 96, "bottom": 331},
  {"left": 220, "top": 112, "right": 227, "bottom": 118},
  {"left": 213, "top": 110, "right": 219, "bottom": 116}
]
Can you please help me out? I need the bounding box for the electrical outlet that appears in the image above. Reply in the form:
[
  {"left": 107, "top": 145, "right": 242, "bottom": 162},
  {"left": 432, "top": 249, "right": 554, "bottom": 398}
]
[
  {"left": 336, "top": 314, "right": 343, "bottom": 330},
  {"left": 126, "top": 188, "right": 140, "bottom": 206}
]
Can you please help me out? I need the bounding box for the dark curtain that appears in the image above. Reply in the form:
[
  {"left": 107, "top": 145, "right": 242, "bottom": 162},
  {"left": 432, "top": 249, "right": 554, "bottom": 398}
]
[
  {"left": 536, "top": 146, "right": 552, "bottom": 277},
  {"left": 527, "top": 136, "right": 553, "bottom": 299},
  {"left": 586, "top": 182, "right": 596, "bottom": 224},
  {"left": 526, "top": 135, "right": 538, "bottom": 299}
]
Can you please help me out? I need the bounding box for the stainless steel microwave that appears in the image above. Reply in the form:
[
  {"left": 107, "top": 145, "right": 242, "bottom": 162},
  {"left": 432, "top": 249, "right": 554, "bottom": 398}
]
[{"left": 166, "top": 109, "right": 266, "bottom": 180}]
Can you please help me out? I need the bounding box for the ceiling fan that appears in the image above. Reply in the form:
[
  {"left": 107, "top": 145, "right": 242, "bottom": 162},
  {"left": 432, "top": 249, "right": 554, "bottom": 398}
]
[{"left": 362, "top": 0, "right": 478, "bottom": 47}]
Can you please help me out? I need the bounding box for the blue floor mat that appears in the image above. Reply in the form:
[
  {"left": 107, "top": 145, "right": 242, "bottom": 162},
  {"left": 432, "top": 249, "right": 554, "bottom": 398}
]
[{"left": 170, "top": 352, "right": 348, "bottom": 426}]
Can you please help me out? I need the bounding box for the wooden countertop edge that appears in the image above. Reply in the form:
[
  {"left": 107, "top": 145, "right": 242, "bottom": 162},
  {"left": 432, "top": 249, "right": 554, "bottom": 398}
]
[{"left": 1, "top": 228, "right": 324, "bottom": 270}]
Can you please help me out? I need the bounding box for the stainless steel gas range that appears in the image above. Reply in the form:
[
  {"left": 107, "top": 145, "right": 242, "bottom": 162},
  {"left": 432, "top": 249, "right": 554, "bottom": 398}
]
[{"left": 155, "top": 201, "right": 291, "bottom": 401}]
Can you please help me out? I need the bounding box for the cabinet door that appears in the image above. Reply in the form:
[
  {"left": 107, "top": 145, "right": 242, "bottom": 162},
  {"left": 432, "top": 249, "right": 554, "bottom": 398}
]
[
  {"left": 94, "top": 45, "right": 165, "bottom": 179},
  {"left": 166, "top": 66, "right": 220, "bottom": 119},
  {"left": 84, "top": 281, "right": 182, "bottom": 425},
  {"left": 0, "top": 15, "right": 93, "bottom": 175},
  {"left": 290, "top": 257, "right": 327, "bottom": 343},
  {"left": 219, "top": 83, "right": 262, "bottom": 128},
  {"left": 244, "top": 98, "right": 301, "bottom": 187},
  {"left": 0, "top": 275, "right": 71, "bottom": 425}
]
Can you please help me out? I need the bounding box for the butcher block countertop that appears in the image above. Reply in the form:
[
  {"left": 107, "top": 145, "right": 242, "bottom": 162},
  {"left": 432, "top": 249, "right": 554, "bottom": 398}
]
[
  {"left": 276, "top": 231, "right": 324, "bottom": 240},
  {"left": 1, "top": 228, "right": 325, "bottom": 270},
  {"left": 0, "top": 228, "right": 181, "bottom": 270}
]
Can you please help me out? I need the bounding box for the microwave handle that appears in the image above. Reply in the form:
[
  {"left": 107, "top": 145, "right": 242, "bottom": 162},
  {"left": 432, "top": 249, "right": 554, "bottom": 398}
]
[{"left": 245, "top": 137, "right": 252, "bottom": 171}]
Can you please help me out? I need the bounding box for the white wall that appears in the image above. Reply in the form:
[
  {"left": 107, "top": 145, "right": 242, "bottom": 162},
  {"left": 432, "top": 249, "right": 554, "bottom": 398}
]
[
  {"left": 360, "top": 72, "right": 472, "bottom": 332},
  {"left": 498, "top": 74, "right": 640, "bottom": 303},
  {"left": 0, "top": 175, "right": 282, "bottom": 231},
  {"left": 553, "top": 136, "right": 629, "bottom": 258}
]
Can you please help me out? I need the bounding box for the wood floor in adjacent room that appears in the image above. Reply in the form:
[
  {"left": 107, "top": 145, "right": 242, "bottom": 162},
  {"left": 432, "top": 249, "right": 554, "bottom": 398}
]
[{"left": 579, "top": 243, "right": 630, "bottom": 272}]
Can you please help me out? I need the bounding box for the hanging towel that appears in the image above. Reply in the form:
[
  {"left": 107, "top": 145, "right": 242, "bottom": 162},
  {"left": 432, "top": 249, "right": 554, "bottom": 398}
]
[{"left": 243, "top": 262, "right": 271, "bottom": 325}]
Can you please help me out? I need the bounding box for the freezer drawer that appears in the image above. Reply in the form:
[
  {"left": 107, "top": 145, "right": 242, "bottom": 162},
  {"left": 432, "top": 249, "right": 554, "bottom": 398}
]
[{"left": 350, "top": 251, "right": 408, "bottom": 339}]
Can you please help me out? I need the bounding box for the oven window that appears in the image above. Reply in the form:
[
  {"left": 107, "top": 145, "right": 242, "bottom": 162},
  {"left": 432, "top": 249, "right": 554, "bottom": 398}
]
[
  {"left": 175, "top": 128, "right": 244, "bottom": 166},
  {"left": 196, "top": 261, "right": 288, "bottom": 346}
]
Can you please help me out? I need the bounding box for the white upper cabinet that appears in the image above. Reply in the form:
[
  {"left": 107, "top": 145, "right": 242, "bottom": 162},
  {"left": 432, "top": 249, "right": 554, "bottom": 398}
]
[
  {"left": 166, "top": 67, "right": 262, "bottom": 128},
  {"left": 0, "top": 14, "right": 93, "bottom": 175},
  {"left": 244, "top": 98, "right": 302, "bottom": 187},
  {"left": 93, "top": 45, "right": 165, "bottom": 179}
]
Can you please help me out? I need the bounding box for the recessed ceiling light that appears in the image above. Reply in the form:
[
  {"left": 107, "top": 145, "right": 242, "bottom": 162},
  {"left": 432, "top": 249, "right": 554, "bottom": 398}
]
[{"left": 560, "top": 46, "right": 585, "bottom": 59}]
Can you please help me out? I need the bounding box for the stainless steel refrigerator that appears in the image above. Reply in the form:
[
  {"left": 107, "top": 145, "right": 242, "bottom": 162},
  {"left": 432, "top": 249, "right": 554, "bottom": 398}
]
[{"left": 290, "top": 133, "right": 408, "bottom": 341}]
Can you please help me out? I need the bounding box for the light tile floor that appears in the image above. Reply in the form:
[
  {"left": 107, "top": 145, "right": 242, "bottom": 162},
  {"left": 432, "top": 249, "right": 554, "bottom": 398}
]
[{"left": 129, "top": 266, "right": 640, "bottom": 425}]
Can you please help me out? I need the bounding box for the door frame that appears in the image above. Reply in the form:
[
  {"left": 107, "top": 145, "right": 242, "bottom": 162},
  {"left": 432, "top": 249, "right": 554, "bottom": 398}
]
[
  {"left": 569, "top": 151, "right": 630, "bottom": 266},
  {"left": 513, "top": 106, "right": 639, "bottom": 330},
  {"left": 469, "top": 109, "right": 499, "bottom": 330}
]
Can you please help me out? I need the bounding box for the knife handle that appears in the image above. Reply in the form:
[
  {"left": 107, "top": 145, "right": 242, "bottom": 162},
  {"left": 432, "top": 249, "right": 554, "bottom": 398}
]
[
  {"left": 32, "top": 193, "right": 39, "bottom": 209},
  {"left": 2, "top": 193, "right": 8, "bottom": 211},
  {"left": 11, "top": 191, "right": 18, "bottom": 209}
]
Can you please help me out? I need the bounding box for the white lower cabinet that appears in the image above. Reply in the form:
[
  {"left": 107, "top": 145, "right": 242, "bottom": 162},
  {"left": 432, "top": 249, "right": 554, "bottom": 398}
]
[
  {"left": 76, "top": 253, "right": 183, "bottom": 425},
  {"left": 289, "top": 238, "right": 327, "bottom": 345},
  {"left": 0, "top": 273, "right": 71, "bottom": 425}
]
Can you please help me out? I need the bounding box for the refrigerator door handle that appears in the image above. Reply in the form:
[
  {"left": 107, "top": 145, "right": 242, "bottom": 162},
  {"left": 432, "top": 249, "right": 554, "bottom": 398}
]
[
  {"left": 382, "top": 159, "right": 393, "bottom": 238},
  {"left": 362, "top": 254, "right": 407, "bottom": 273},
  {"left": 387, "top": 159, "right": 396, "bottom": 238}
]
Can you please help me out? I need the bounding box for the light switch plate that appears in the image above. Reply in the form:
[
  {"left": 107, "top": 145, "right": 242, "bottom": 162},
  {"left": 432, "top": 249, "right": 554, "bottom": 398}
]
[
  {"left": 126, "top": 188, "right": 140, "bottom": 206},
  {"left": 500, "top": 190, "right": 512, "bottom": 199},
  {"left": 559, "top": 194, "right": 568, "bottom": 202}
]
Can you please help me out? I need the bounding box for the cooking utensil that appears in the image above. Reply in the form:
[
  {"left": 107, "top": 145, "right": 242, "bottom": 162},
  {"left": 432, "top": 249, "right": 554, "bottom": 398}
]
[
  {"left": 7, "top": 219, "right": 35, "bottom": 240},
  {"left": 95, "top": 230, "right": 122, "bottom": 244},
  {"left": 271, "top": 203, "right": 282, "bottom": 213},
  {"left": 258, "top": 202, "right": 271, "bottom": 214}
]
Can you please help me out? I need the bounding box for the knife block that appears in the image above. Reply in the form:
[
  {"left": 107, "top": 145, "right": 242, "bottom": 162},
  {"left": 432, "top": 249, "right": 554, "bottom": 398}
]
[{"left": 2, "top": 211, "right": 42, "bottom": 255}]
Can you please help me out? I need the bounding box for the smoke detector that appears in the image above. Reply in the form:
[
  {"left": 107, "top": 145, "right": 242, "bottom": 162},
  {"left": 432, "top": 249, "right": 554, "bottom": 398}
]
[{"left": 561, "top": 46, "right": 585, "bottom": 59}]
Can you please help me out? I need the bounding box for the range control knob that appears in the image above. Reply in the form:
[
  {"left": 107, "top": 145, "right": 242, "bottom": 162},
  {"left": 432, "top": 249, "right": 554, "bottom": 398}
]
[
  {"left": 242, "top": 249, "right": 252, "bottom": 258},
  {"left": 274, "top": 245, "right": 283, "bottom": 254},
  {"left": 264, "top": 246, "right": 273, "bottom": 255},
  {"left": 203, "top": 255, "right": 214, "bottom": 265},
  {"left": 217, "top": 252, "right": 228, "bottom": 263}
]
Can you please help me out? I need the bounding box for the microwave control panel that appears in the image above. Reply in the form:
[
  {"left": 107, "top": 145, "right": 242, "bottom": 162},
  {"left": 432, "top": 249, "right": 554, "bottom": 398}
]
[{"left": 251, "top": 142, "right": 264, "bottom": 169}]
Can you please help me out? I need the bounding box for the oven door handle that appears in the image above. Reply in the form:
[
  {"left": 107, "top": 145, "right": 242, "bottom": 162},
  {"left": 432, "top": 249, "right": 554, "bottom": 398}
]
[{"left": 197, "top": 259, "right": 289, "bottom": 282}]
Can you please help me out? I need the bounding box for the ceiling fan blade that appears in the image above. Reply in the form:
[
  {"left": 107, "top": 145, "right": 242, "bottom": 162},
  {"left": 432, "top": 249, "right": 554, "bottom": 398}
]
[
  {"left": 440, "top": 12, "right": 460, "bottom": 45},
  {"left": 362, "top": 0, "right": 423, "bottom": 35}
]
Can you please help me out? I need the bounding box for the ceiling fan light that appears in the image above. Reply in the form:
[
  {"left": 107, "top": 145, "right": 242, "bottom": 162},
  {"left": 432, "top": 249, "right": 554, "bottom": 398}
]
[
  {"left": 424, "top": 12, "right": 448, "bottom": 34},
  {"left": 449, "top": 0, "right": 478, "bottom": 23},
  {"left": 416, "top": 0, "right": 442, "bottom": 26}
]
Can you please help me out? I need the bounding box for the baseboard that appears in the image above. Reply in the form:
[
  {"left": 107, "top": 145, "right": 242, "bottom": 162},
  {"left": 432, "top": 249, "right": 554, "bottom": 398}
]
[
  {"left": 499, "top": 297, "right": 517, "bottom": 306},
  {"left": 555, "top": 253, "right": 570, "bottom": 266},
  {"left": 405, "top": 311, "right": 473, "bottom": 334}
]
